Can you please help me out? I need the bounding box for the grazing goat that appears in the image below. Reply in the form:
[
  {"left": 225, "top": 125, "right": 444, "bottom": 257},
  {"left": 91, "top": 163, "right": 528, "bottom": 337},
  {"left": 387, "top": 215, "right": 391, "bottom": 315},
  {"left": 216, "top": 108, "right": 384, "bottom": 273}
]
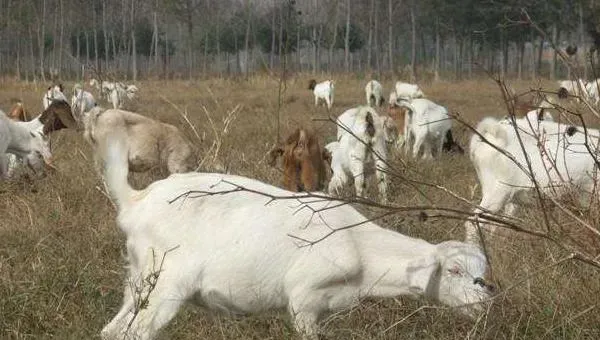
[
  {"left": 308, "top": 79, "right": 335, "bottom": 110},
  {"left": 99, "top": 136, "right": 494, "bottom": 340},
  {"left": 327, "top": 106, "right": 393, "bottom": 202},
  {"left": 0, "top": 112, "right": 52, "bottom": 179},
  {"left": 394, "top": 98, "right": 452, "bottom": 159},
  {"left": 6, "top": 100, "right": 76, "bottom": 177},
  {"left": 83, "top": 107, "right": 195, "bottom": 175},
  {"left": 108, "top": 83, "right": 138, "bottom": 109},
  {"left": 89, "top": 78, "right": 116, "bottom": 98},
  {"left": 365, "top": 80, "right": 385, "bottom": 107},
  {"left": 268, "top": 128, "right": 330, "bottom": 192},
  {"left": 466, "top": 116, "right": 600, "bottom": 246},
  {"left": 394, "top": 81, "right": 425, "bottom": 100},
  {"left": 42, "top": 84, "right": 68, "bottom": 110},
  {"left": 71, "top": 83, "right": 97, "bottom": 120}
]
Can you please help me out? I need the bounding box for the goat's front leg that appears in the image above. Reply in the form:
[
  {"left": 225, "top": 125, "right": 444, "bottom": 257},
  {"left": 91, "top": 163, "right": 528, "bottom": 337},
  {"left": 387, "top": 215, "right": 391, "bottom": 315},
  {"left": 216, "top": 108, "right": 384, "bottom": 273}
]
[
  {"left": 375, "top": 159, "right": 388, "bottom": 203},
  {"left": 349, "top": 157, "right": 366, "bottom": 198},
  {"left": 465, "top": 185, "right": 511, "bottom": 247}
]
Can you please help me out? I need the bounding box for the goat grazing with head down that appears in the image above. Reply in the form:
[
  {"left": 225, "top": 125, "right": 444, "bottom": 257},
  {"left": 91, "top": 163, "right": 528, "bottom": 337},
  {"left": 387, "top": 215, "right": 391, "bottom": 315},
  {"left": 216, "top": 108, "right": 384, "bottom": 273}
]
[
  {"left": 83, "top": 107, "right": 195, "bottom": 176},
  {"left": 99, "top": 134, "right": 494, "bottom": 340},
  {"left": 326, "top": 106, "right": 396, "bottom": 202},
  {"left": 71, "top": 83, "right": 97, "bottom": 120},
  {"left": 268, "top": 128, "right": 330, "bottom": 192},
  {"left": 466, "top": 115, "right": 600, "bottom": 246},
  {"left": 308, "top": 79, "right": 335, "bottom": 110},
  {"left": 393, "top": 98, "right": 453, "bottom": 159},
  {"left": 365, "top": 80, "right": 385, "bottom": 107},
  {"left": 0, "top": 111, "right": 53, "bottom": 179}
]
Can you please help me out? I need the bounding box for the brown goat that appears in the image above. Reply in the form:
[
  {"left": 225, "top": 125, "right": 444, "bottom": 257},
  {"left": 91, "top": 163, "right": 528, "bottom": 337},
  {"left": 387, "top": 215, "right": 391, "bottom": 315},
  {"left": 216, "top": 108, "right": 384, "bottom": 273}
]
[
  {"left": 269, "top": 128, "right": 330, "bottom": 192},
  {"left": 39, "top": 100, "right": 78, "bottom": 134}
]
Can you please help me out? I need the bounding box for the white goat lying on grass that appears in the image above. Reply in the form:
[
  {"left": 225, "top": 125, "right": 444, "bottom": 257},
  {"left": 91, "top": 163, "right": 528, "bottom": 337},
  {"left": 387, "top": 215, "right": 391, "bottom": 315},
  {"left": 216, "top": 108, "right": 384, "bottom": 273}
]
[
  {"left": 83, "top": 107, "right": 195, "bottom": 175},
  {"left": 466, "top": 115, "right": 600, "bottom": 246},
  {"left": 365, "top": 80, "right": 384, "bottom": 107},
  {"left": 0, "top": 111, "right": 52, "bottom": 179},
  {"left": 326, "top": 106, "right": 396, "bottom": 202},
  {"left": 395, "top": 98, "right": 452, "bottom": 159},
  {"left": 309, "top": 79, "right": 335, "bottom": 110},
  {"left": 99, "top": 135, "right": 493, "bottom": 340}
]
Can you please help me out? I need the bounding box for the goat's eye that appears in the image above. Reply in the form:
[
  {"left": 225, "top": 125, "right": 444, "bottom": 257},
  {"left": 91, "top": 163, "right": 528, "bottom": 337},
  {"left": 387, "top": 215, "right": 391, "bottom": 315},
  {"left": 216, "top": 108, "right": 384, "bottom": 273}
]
[{"left": 473, "top": 277, "right": 486, "bottom": 287}]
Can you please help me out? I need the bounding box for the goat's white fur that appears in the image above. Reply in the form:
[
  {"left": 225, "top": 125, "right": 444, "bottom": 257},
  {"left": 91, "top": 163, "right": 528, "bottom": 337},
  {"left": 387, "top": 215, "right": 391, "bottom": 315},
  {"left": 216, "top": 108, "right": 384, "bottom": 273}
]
[
  {"left": 395, "top": 98, "right": 452, "bottom": 159},
  {"left": 42, "top": 85, "right": 67, "bottom": 110},
  {"left": 0, "top": 112, "right": 52, "bottom": 178},
  {"left": 466, "top": 116, "right": 600, "bottom": 245},
  {"left": 365, "top": 80, "right": 384, "bottom": 107},
  {"left": 394, "top": 81, "right": 425, "bottom": 100},
  {"left": 312, "top": 80, "right": 335, "bottom": 110},
  {"left": 327, "top": 106, "right": 392, "bottom": 202},
  {"left": 99, "top": 136, "right": 491, "bottom": 340},
  {"left": 71, "top": 84, "right": 97, "bottom": 120}
]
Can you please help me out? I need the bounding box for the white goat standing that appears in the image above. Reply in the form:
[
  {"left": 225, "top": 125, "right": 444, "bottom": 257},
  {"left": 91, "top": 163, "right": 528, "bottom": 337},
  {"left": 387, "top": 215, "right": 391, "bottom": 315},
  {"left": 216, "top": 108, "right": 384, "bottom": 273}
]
[
  {"left": 309, "top": 79, "right": 335, "bottom": 110},
  {"left": 326, "top": 106, "right": 394, "bottom": 202},
  {"left": 108, "top": 83, "right": 138, "bottom": 109},
  {"left": 466, "top": 116, "right": 600, "bottom": 246},
  {"left": 71, "top": 83, "right": 97, "bottom": 121},
  {"left": 42, "top": 85, "right": 68, "bottom": 110},
  {"left": 0, "top": 112, "right": 52, "bottom": 178},
  {"left": 365, "top": 80, "right": 385, "bottom": 107},
  {"left": 395, "top": 81, "right": 425, "bottom": 100},
  {"left": 395, "top": 98, "right": 452, "bottom": 159},
  {"left": 99, "top": 135, "right": 493, "bottom": 340}
]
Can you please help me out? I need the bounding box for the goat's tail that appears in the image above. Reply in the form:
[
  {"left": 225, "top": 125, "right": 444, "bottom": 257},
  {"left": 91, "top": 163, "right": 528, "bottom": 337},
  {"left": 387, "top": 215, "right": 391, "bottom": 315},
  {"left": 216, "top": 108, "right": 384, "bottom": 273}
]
[{"left": 103, "top": 134, "right": 135, "bottom": 210}]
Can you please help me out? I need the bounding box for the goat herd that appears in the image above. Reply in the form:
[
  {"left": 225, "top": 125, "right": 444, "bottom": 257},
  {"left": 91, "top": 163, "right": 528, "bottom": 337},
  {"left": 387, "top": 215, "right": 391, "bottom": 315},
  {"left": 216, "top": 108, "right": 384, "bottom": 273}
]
[{"left": 0, "top": 76, "right": 598, "bottom": 340}]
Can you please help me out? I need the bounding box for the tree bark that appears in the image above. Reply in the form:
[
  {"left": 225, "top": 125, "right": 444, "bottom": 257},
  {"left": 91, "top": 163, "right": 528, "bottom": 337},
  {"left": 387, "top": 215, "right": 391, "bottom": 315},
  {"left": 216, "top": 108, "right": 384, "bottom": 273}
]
[
  {"left": 434, "top": 18, "right": 440, "bottom": 81},
  {"left": 367, "top": 0, "right": 374, "bottom": 71},
  {"left": 344, "top": 0, "right": 350, "bottom": 72},
  {"left": 131, "top": 0, "right": 137, "bottom": 81},
  {"left": 387, "top": 0, "right": 394, "bottom": 74},
  {"left": 410, "top": 0, "right": 416, "bottom": 81}
]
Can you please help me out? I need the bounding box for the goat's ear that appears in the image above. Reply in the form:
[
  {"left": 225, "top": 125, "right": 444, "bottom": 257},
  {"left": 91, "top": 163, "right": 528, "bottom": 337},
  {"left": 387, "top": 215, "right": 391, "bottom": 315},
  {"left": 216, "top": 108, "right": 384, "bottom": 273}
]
[
  {"left": 407, "top": 255, "right": 441, "bottom": 296},
  {"left": 267, "top": 147, "right": 283, "bottom": 167}
]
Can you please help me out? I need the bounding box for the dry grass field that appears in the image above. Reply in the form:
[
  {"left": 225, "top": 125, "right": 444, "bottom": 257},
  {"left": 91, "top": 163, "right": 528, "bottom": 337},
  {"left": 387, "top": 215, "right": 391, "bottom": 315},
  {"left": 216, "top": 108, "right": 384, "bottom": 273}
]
[{"left": 1, "top": 74, "right": 599, "bottom": 339}]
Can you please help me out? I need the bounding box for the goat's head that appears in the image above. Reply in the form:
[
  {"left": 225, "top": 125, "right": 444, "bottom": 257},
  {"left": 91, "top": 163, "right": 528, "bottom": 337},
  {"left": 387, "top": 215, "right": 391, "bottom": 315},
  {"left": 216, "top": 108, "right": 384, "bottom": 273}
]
[
  {"left": 40, "top": 100, "right": 78, "bottom": 134},
  {"left": 308, "top": 79, "right": 317, "bottom": 91},
  {"left": 557, "top": 87, "right": 569, "bottom": 99},
  {"left": 428, "top": 241, "right": 494, "bottom": 318},
  {"left": 24, "top": 131, "right": 54, "bottom": 174}
]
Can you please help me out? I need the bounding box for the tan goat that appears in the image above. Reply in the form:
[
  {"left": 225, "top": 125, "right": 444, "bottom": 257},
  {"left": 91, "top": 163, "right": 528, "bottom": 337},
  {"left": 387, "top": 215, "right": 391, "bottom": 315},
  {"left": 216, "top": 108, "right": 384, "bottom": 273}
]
[{"left": 83, "top": 107, "right": 195, "bottom": 175}]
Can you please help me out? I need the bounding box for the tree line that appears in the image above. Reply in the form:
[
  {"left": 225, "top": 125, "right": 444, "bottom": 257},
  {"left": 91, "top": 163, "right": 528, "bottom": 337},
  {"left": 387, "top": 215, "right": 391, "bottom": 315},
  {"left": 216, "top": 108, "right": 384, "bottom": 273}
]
[{"left": 0, "top": 0, "right": 599, "bottom": 82}]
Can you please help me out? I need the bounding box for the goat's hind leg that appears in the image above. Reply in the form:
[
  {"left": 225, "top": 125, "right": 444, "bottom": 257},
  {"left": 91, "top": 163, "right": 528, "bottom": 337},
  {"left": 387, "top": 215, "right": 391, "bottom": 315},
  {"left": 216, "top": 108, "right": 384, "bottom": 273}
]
[{"left": 465, "top": 186, "right": 511, "bottom": 246}]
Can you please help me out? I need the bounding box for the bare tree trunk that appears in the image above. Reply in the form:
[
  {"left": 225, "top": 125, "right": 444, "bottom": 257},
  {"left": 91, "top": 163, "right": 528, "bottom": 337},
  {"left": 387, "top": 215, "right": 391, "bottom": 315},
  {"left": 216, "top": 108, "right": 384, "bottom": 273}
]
[
  {"left": 93, "top": 7, "right": 100, "bottom": 72},
  {"left": 270, "top": 0, "right": 276, "bottom": 70},
  {"left": 39, "top": 0, "right": 47, "bottom": 82},
  {"left": 579, "top": 3, "right": 587, "bottom": 79},
  {"left": 58, "top": 0, "right": 64, "bottom": 76},
  {"left": 204, "top": 30, "right": 209, "bottom": 75},
  {"left": 85, "top": 32, "right": 90, "bottom": 68},
  {"left": 374, "top": 0, "right": 381, "bottom": 76},
  {"left": 530, "top": 30, "right": 536, "bottom": 79},
  {"left": 103, "top": 1, "right": 109, "bottom": 71},
  {"left": 517, "top": 39, "right": 524, "bottom": 80},
  {"left": 537, "top": 37, "right": 544, "bottom": 78},
  {"left": 367, "top": 0, "right": 374, "bottom": 71},
  {"left": 29, "top": 26, "right": 36, "bottom": 81},
  {"left": 434, "top": 17, "right": 440, "bottom": 81},
  {"left": 153, "top": 7, "right": 159, "bottom": 68},
  {"left": 131, "top": 0, "right": 137, "bottom": 81},
  {"left": 244, "top": 0, "right": 251, "bottom": 79},
  {"left": 344, "top": 0, "right": 350, "bottom": 72},
  {"left": 387, "top": 0, "right": 394, "bottom": 74},
  {"left": 550, "top": 24, "right": 558, "bottom": 80},
  {"left": 410, "top": 0, "right": 416, "bottom": 81},
  {"left": 328, "top": 1, "right": 339, "bottom": 73}
]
